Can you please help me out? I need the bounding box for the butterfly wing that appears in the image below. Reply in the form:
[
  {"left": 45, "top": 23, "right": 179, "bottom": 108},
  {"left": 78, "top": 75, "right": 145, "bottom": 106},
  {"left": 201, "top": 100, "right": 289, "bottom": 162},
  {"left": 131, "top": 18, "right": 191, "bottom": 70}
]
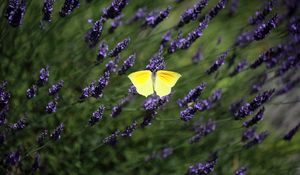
[
  {"left": 128, "top": 70, "right": 154, "bottom": 97},
  {"left": 154, "top": 70, "right": 181, "bottom": 97}
]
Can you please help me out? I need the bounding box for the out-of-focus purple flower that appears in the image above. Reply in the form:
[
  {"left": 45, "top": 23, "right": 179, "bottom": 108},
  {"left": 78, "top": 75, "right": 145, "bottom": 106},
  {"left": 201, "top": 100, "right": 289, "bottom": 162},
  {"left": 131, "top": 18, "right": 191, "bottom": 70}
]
[
  {"left": 230, "top": 60, "right": 247, "bottom": 76},
  {"left": 26, "top": 84, "right": 38, "bottom": 99},
  {"left": 145, "top": 6, "right": 171, "bottom": 28},
  {"left": 206, "top": 51, "right": 227, "bottom": 74},
  {"left": 85, "top": 17, "right": 106, "bottom": 48},
  {"left": 48, "top": 80, "right": 64, "bottom": 96},
  {"left": 243, "top": 107, "right": 265, "bottom": 128},
  {"left": 177, "top": 83, "right": 206, "bottom": 107},
  {"left": 103, "top": 130, "right": 120, "bottom": 146},
  {"left": 42, "top": 0, "right": 55, "bottom": 22},
  {"left": 80, "top": 81, "right": 96, "bottom": 100},
  {"left": 189, "top": 120, "right": 216, "bottom": 144},
  {"left": 111, "top": 95, "right": 132, "bottom": 118},
  {"left": 230, "top": 98, "right": 245, "bottom": 116},
  {"left": 121, "top": 121, "right": 137, "bottom": 137},
  {"left": 36, "top": 129, "right": 48, "bottom": 146},
  {"left": 178, "top": 0, "right": 208, "bottom": 27},
  {"left": 109, "top": 38, "right": 130, "bottom": 57},
  {"left": 97, "top": 41, "right": 109, "bottom": 62},
  {"left": 208, "top": 89, "right": 222, "bottom": 103},
  {"left": 207, "top": 0, "right": 226, "bottom": 20},
  {"left": 275, "top": 55, "right": 300, "bottom": 76},
  {"left": 4, "top": 150, "right": 21, "bottom": 166},
  {"left": 283, "top": 122, "right": 300, "bottom": 141},
  {"left": 276, "top": 77, "right": 300, "bottom": 95},
  {"left": 160, "top": 31, "right": 172, "bottom": 47},
  {"left": 37, "top": 66, "right": 49, "bottom": 87},
  {"left": 244, "top": 131, "right": 269, "bottom": 148},
  {"left": 92, "top": 71, "right": 110, "bottom": 99},
  {"left": 5, "top": 0, "right": 26, "bottom": 27},
  {"left": 128, "top": 85, "right": 137, "bottom": 95},
  {"left": 250, "top": 45, "right": 284, "bottom": 69},
  {"left": 0, "top": 81, "right": 11, "bottom": 112},
  {"left": 59, "top": 0, "right": 80, "bottom": 17},
  {"left": 118, "top": 54, "right": 136, "bottom": 75},
  {"left": 105, "top": 56, "right": 120, "bottom": 73},
  {"left": 242, "top": 127, "right": 256, "bottom": 142},
  {"left": 187, "top": 153, "right": 218, "bottom": 175},
  {"left": 45, "top": 96, "right": 59, "bottom": 113},
  {"left": 50, "top": 123, "right": 64, "bottom": 141},
  {"left": 88, "top": 105, "right": 105, "bottom": 126},
  {"left": 32, "top": 153, "right": 41, "bottom": 172},
  {"left": 145, "top": 147, "right": 173, "bottom": 161},
  {"left": 229, "top": 0, "right": 238, "bottom": 16},
  {"left": 180, "top": 106, "right": 197, "bottom": 122},
  {"left": 192, "top": 46, "right": 204, "bottom": 63},
  {"left": 141, "top": 110, "right": 158, "bottom": 128},
  {"left": 109, "top": 14, "right": 123, "bottom": 33},
  {"left": 128, "top": 8, "right": 146, "bottom": 23},
  {"left": 9, "top": 115, "right": 27, "bottom": 130},
  {"left": 146, "top": 49, "right": 166, "bottom": 71},
  {"left": 160, "top": 148, "right": 173, "bottom": 158},
  {"left": 249, "top": 0, "right": 274, "bottom": 25},
  {"left": 235, "top": 31, "right": 254, "bottom": 46},
  {"left": 143, "top": 95, "right": 171, "bottom": 111},
  {"left": 168, "top": 31, "right": 185, "bottom": 53},
  {"left": 103, "top": 0, "right": 128, "bottom": 19},
  {"left": 250, "top": 73, "right": 267, "bottom": 94},
  {"left": 253, "top": 14, "right": 279, "bottom": 41},
  {"left": 235, "top": 167, "right": 247, "bottom": 175}
]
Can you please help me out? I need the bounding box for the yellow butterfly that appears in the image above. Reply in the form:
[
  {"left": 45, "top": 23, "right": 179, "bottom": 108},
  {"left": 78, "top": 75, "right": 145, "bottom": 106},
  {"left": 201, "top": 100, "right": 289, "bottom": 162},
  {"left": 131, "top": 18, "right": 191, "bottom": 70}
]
[{"left": 128, "top": 70, "right": 181, "bottom": 97}]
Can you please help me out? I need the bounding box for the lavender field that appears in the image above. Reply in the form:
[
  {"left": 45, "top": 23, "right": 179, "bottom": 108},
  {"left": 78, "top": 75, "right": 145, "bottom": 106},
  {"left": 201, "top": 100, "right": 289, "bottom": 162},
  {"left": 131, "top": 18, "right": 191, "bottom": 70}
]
[{"left": 1, "top": 0, "right": 300, "bottom": 174}]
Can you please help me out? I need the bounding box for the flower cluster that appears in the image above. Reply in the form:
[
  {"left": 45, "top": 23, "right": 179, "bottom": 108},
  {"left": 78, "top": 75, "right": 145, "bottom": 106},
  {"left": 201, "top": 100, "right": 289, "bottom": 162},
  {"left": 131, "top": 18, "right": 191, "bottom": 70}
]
[
  {"left": 88, "top": 105, "right": 105, "bottom": 126},
  {"left": 244, "top": 131, "right": 269, "bottom": 149},
  {"left": 145, "top": 147, "right": 173, "bottom": 161},
  {"left": 248, "top": 0, "right": 274, "bottom": 25},
  {"left": 103, "top": 0, "right": 128, "bottom": 19},
  {"left": 118, "top": 54, "right": 136, "bottom": 75},
  {"left": 145, "top": 6, "right": 172, "bottom": 28},
  {"left": 177, "top": 83, "right": 206, "bottom": 107},
  {"left": 85, "top": 17, "right": 107, "bottom": 48},
  {"left": 283, "top": 122, "right": 300, "bottom": 141},
  {"left": 42, "top": 0, "right": 55, "bottom": 22},
  {"left": 50, "top": 123, "right": 64, "bottom": 141},
  {"left": 109, "top": 38, "right": 130, "bottom": 57},
  {"left": 206, "top": 51, "right": 227, "bottom": 74},
  {"left": 59, "top": 0, "right": 80, "bottom": 17},
  {"left": 103, "top": 130, "right": 120, "bottom": 146},
  {"left": 5, "top": 0, "right": 27, "bottom": 27},
  {"left": 0, "top": 81, "right": 10, "bottom": 125},
  {"left": 187, "top": 153, "right": 218, "bottom": 175},
  {"left": 189, "top": 120, "right": 216, "bottom": 144}
]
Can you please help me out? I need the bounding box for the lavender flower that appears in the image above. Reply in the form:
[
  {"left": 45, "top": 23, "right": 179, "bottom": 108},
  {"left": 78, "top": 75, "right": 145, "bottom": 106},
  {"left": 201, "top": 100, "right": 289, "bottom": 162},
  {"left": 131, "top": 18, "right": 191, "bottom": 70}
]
[
  {"left": 180, "top": 106, "right": 197, "bottom": 121},
  {"left": 105, "top": 56, "right": 120, "bottom": 73},
  {"left": 141, "top": 110, "right": 158, "bottom": 128},
  {"left": 118, "top": 54, "right": 136, "bottom": 75},
  {"left": 109, "top": 38, "right": 130, "bottom": 57},
  {"left": 208, "top": 89, "right": 222, "bottom": 103},
  {"left": 50, "top": 123, "right": 64, "bottom": 141},
  {"left": 92, "top": 71, "right": 110, "bottom": 99},
  {"left": 248, "top": 0, "right": 274, "bottom": 25},
  {"left": 80, "top": 81, "right": 96, "bottom": 100},
  {"left": 143, "top": 95, "right": 171, "bottom": 111},
  {"left": 26, "top": 84, "right": 38, "bottom": 99},
  {"left": 276, "top": 77, "right": 300, "bottom": 95},
  {"left": 250, "top": 45, "right": 284, "bottom": 69},
  {"left": 275, "top": 55, "right": 300, "bottom": 76},
  {"left": 168, "top": 31, "right": 185, "bottom": 53},
  {"left": 59, "top": 0, "right": 80, "bottom": 17},
  {"left": 85, "top": 17, "right": 106, "bottom": 48},
  {"left": 250, "top": 73, "right": 267, "bottom": 94},
  {"left": 97, "top": 41, "right": 109, "bottom": 62},
  {"left": 235, "top": 31, "right": 254, "bottom": 46},
  {"left": 145, "top": 6, "right": 171, "bottom": 28},
  {"left": 192, "top": 46, "right": 204, "bottom": 63},
  {"left": 45, "top": 96, "right": 59, "bottom": 113},
  {"left": 235, "top": 167, "right": 247, "bottom": 175},
  {"left": 178, "top": 0, "right": 208, "bottom": 27},
  {"left": 121, "top": 121, "right": 137, "bottom": 137},
  {"left": 206, "top": 51, "right": 227, "bottom": 74},
  {"left": 187, "top": 153, "right": 218, "bottom": 175},
  {"left": 37, "top": 66, "right": 50, "bottom": 87},
  {"left": 229, "top": 0, "right": 238, "bottom": 16},
  {"left": 243, "top": 107, "right": 265, "bottom": 128},
  {"left": 244, "top": 131, "right": 269, "bottom": 148},
  {"left": 32, "top": 153, "right": 41, "bottom": 172},
  {"left": 128, "top": 8, "right": 146, "bottom": 23},
  {"left": 42, "top": 0, "right": 55, "bottom": 22},
  {"left": 208, "top": 0, "right": 226, "bottom": 20},
  {"left": 160, "top": 31, "right": 172, "bottom": 47},
  {"left": 9, "top": 115, "right": 27, "bottom": 130},
  {"left": 189, "top": 120, "right": 216, "bottom": 144},
  {"left": 0, "top": 81, "right": 11, "bottom": 109},
  {"left": 242, "top": 127, "right": 256, "bottom": 142},
  {"left": 36, "top": 129, "right": 48, "bottom": 146},
  {"left": 249, "top": 89, "right": 274, "bottom": 111},
  {"left": 103, "top": 0, "right": 128, "bottom": 19},
  {"left": 48, "top": 80, "right": 64, "bottom": 96},
  {"left": 283, "top": 122, "right": 300, "bottom": 141},
  {"left": 230, "top": 98, "right": 244, "bottom": 116},
  {"left": 253, "top": 14, "right": 279, "bottom": 41},
  {"left": 160, "top": 148, "right": 173, "bottom": 158},
  {"left": 109, "top": 14, "right": 123, "bottom": 33},
  {"left": 103, "top": 130, "right": 120, "bottom": 146},
  {"left": 177, "top": 83, "right": 206, "bottom": 107},
  {"left": 146, "top": 50, "right": 166, "bottom": 71},
  {"left": 88, "top": 105, "right": 105, "bottom": 126},
  {"left": 4, "top": 150, "right": 21, "bottom": 166},
  {"left": 5, "top": 0, "right": 27, "bottom": 27},
  {"left": 145, "top": 147, "right": 173, "bottom": 161},
  {"left": 229, "top": 60, "right": 247, "bottom": 76}
]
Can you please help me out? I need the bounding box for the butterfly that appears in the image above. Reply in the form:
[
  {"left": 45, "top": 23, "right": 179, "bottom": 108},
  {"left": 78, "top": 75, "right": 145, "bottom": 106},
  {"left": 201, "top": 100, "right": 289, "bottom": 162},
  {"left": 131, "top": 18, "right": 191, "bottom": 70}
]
[{"left": 128, "top": 70, "right": 181, "bottom": 97}]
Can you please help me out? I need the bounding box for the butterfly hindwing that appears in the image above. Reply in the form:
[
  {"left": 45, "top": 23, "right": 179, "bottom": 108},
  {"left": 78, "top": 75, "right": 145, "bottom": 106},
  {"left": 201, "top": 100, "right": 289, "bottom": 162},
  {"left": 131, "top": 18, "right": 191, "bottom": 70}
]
[
  {"left": 154, "top": 70, "right": 181, "bottom": 97},
  {"left": 128, "top": 70, "right": 154, "bottom": 97}
]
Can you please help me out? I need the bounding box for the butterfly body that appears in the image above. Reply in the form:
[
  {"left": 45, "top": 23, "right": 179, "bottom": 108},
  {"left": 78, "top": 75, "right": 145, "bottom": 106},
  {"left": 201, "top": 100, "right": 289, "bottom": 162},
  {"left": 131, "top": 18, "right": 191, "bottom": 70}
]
[{"left": 128, "top": 70, "right": 181, "bottom": 97}]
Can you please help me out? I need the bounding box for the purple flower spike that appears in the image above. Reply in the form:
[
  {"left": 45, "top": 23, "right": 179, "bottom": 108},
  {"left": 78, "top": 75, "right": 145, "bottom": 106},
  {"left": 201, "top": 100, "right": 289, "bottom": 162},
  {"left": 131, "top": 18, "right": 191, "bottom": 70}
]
[
  {"left": 4, "top": 150, "right": 21, "bottom": 166},
  {"left": 128, "top": 8, "right": 146, "bottom": 23},
  {"left": 230, "top": 98, "right": 245, "bottom": 116},
  {"left": 229, "top": 0, "right": 238, "bottom": 16},
  {"left": 109, "top": 14, "right": 123, "bottom": 33},
  {"left": 177, "top": 83, "right": 206, "bottom": 107},
  {"left": 189, "top": 120, "right": 216, "bottom": 144},
  {"left": 180, "top": 106, "right": 197, "bottom": 121},
  {"left": 206, "top": 51, "right": 227, "bottom": 74},
  {"left": 118, "top": 54, "right": 136, "bottom": 75},
  {"left": 243, "top": 107, "right": 265, "bottom": 128},
  {"left": 97, "top": 41, "right": 109, "bottom": 62},
  {"left": 109, "top": 38, "right": 130, "bottom": 57},
  {"left": 103, "top": 0, "right": 128, "bottom": 19},
  {"left": 141, "top": 110, "right": 158, "bottom": 128},
  {"left": 244, "top": 131, "right": 269, "bottom": 148},
  {"left": 45, "top": 96, "right": 59, "bottom": 113},
  {"left": 208, "top": 89, "right": 222, "bottom": 103},
  {"left": 249, "top": 89, "right": 274, "bottom": 111},
  {"left": 26, "top": 85, "right": 38, "bottom": 99},
  {"left": 283, "top": 122, "right": 300, "bottom": 141},
  {"left": 253, "top": 14, "right": 279, "bottom": 41},
  {"left": 42, "top": 0, "right": 55, "bottom": 22},
  {"left": 48, "top": 80, "right": 64, "bottom": 96},
  {"left": 92, "top": 71, "right": 110, "bottom": 99},
  {"left": 143, "top": 95, "right": 171, "bottom": 111},
  {"left": 50, "top": 123, "right": 64, "bottom": 141},
  {"left": 128, "top": 85, "right": 137, "bottom": 95},
  {"left": 242, "top": 127, "right": 256, "bottom": 142},
  {"left": 121, "top": 121, "right": 137, "bottom": 137},
  {"left": 88, "top": 105, "right": 105, "bottom": 126},
  {"left": 249, "top": 0, "right": 274, "bottom": 25},
  {"left": 145, "top": 6, "right": 172, "bottom": 28},
  {"left": 10, "top": 115, "right": 27, "bottom": 131},
  {"left": 160, "top": 31, "right": 172, "bottom": 47},
  {"left": 235, "top": 167, "right": 247, "bottom": 175},
  {"left": 31, "top": 153, "right": 41, "bottom": 172},
  {"left": 85, "top": 17, "right": 106, "bottom": 48},
  {"left": 192, "top": 47, "right": 204, "bottom": 64},
  {"left": 276, "top": 77, "right": 300, "bottom": 96},
  {"left": 37, "top": 66, "right": 49, "bottom": 87},
  {"left": 178, "top": 0, "right": 208, "bottom": 27},
  {"left": 103, "top": 130, "right": 120, "bottom": 146},
  {"left": 59, "top": 0, "right": 80, "bottom": 17},
  {"left": 5, "top": 0, "right": 27, "bottom": 27},
  {"left": 146, "top": 50, "right": 166, "bottom": 72},
  {"left": 208, "top": 0, "right": 226, "bottom": 20},
  {"left": 80, "top": 81, "right": 96, "bottom": 100},
  {"left": 36, "top": 129, "right": 48, "bottom": 146},
  {"left": 230, "top": 60, "right": 247, "bottom": 76},
  {"left": 187, "top": 153, "right": 217, "bottom": 175}
]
